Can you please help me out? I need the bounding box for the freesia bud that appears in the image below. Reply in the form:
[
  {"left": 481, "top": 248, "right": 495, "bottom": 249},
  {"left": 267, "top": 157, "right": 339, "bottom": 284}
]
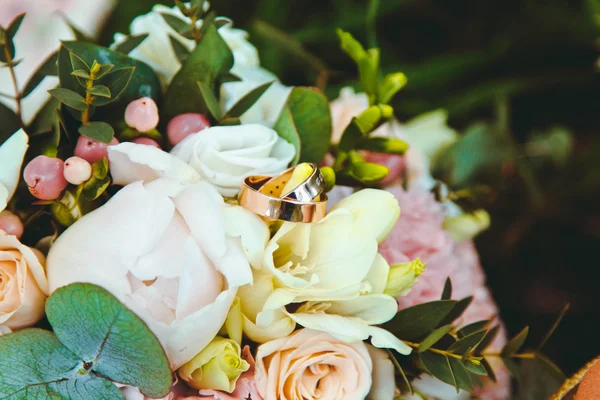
[
  {"left": 379, "top": 72, "right": 408, "bottom": 104},
  {"left": 319, "top": 166, "right": 336, "bottom": 192},
  {"left": 443, "top": 209, "right": 491, "bottom": 242},
  {"left": 179, "top": 337, "right": 250, "bottom": 392},
  {"left": 384, "top": 258, "right": 425, "bottom": 297},
  {"left": 351, "top": 161, "right": 389, "bottom": 184}
]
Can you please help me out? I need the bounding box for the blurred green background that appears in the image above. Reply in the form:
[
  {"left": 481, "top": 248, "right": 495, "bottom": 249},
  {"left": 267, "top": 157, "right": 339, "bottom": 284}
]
[{"left": 99, "top": 0, "right": 600, "bottom": 377}]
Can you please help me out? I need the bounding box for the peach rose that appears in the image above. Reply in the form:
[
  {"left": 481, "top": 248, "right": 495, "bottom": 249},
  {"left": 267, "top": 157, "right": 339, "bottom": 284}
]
[
  {"left": 0, "top": 231, "right": 49, "bottom": 329},
  {"left": 255, "top": 329, "right": 391, "bottom": 400}
]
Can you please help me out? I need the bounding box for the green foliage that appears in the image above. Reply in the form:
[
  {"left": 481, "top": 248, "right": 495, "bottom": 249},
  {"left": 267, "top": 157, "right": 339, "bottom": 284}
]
[
  {"left": 163, "top": 21, "right": 233, "bottom": 120},
  {"left": 273, "top": 87, "right": 332, "bottom": 165},
  {"left": 0, "top": 283, "right": 172, "bottom": 399},
  {"left": 113, "top": 34, "right": 149, "bottom": 54},
  {"left": 384, "top": 300, "right": 458, "bottom": 341},
  {"left": 169, "top": 35, "right": 190, "bottom": 62},
  {"left": 82, "top": 158, "right": 111, "bottom": 201},
  {"left": 48, "top": 88, "right": 87, "bottom": 110},
  {"left": 223, "top": 80, "right": 274, "bottom": 118},
  {"left": 78, "top": 121, "right": 115, "bottom": 143}
]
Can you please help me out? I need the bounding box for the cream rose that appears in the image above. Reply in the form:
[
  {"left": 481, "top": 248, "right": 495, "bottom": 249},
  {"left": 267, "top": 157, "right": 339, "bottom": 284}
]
[
  {"left": 255, "top": 329, "right": 392, "bottom": 400},
  {"left": 0, "top": 231, "right": 49, "bottom": 330},
  {"left": 170, "top": 124, "right": 295, "bottom": 196},
  {"left": 111, "top": 4, "right": 259, "bottom": 88},
  {"left": 0, "top": 129, "right": 28, "bottom": 213},
  {"left": 46, "top": 178, "right": 269, "bottom": 369}
]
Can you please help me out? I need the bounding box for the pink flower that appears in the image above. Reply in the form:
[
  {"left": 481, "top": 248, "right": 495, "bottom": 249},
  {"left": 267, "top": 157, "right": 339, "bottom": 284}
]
[
  {"left": 197, "top": 346, "right": 263, "bottom": 400},
  {"left": 379, "top": 185, "right": 509, "bottom": 399}
]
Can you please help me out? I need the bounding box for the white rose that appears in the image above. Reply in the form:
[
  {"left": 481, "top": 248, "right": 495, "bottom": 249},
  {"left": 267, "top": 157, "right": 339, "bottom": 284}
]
[
  {"left": 46, "top": 177, "right": 269, "bottom": 369},
  {"left": 0, "top": 129, "right": 28, "bottom": 212},
  {"left": 111, "top": 4, "right": 259, "bottom": 88},
  {"left": 238, "top": 188, "right": 412, "bottom": 355},
  {"left": 109, "top": 124, "right": 295, "bottom": 197},
  {"left": 220, "top": 66, "right": 292, "bottom": 127}
]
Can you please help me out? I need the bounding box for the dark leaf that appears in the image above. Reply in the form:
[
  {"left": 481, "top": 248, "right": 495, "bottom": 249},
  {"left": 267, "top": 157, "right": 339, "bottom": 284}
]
[
  {"left": 169, "top": 35, "right": 190, "bottom": 63},
  {"left": 6, "top": 13, "right": 25, "bottom": 39},
  {"left": 383, "top": 300, "right": 457, "bottom": 341},
  {"left": 518, "top": 353, "right": 565, "bottom": 400},
  {"left": 501, "top": 326, "right": 529, "bottom": 357},
  {"left": 338, "top": 118, "right": 365, "bottom": 152},
  {"left": 273, "top": 106, "right": 301, "bottom": 165},
  {"left": 419, "top": 324, "right": 453, "bottom": 353},
  {"left": 419, "top": 352, "right": 459, "bottom": 391},
  {"left": 46, "top": 283, "right": 173, "bottom": 398},
  {"left": 221, "top": 72, "right": 241, "bottom": 83},
  {"left": 388, "top": 349, "right": 412, "bottom": 394},
  {"left": 197, "top": 81, "right": 222, "bottom": 120},
  {"left": 78, "top": 121, "right": 114, "bottom": 143},
  {"left": 215, "top": 17, "right": 232, "bottom": 29},
  {"left": 82, "top": 175, "right": 110, "bottom": 201},
  {"left": 441, "top": 278, "right": 452, "bottom": 300},
  {"left": 537, "top": 303, "right": 569, "bottom": 351},
  {"left": 48, "top": 88, "right": 87, "bottom": 110},
  {"left": 448, "top": 357, "right": 475, "bottom": 392},
  {"left": 163, "top": 21, "right": 233, "bottom": 120},
  {"left": 0, "top": 102, "right": 20, "bottom": 145},
  {"left": 69, "top": 51, "right": 90, "bottom": 72},
  {"left": 224, "top": 80, "right": 274, "bottom": 118},
  {"left": 113, "top": 34, "right": 149, "bottom": 54},
  {"left": 218, "top": 117, "right": 241, "bottom": 126},
  {"left": 481, "top": 358, "right": 497, "bottom": 383},
  {"left": 71, "top": 69, "right": 90, "bottom": 79},
  {"left": 22, "top": 52, "right": 59, "bottom": 97},
  {"left": 88, "top": 85, "right": 111, "bottom": 98},
  {"left": 438, "top": 296, "right": 473, "bottom": 327},
  {"left": 448, "top": 330, "right": 487, "bottom": 354},
  {"left": 476, "top": 325, "right": 500, "bottom": 353},
  {"left": 458, "top": 320, "right": 491, "bottom": 338},
  {"left": 95, "top": 64, "right": 115, "bottom": 80},
  {"left": 160, "top": 12, "right": 191, "bottom": 34},
  {"left": 93, "top": 67, "right": 134, "bottom": 106},
  {"left": 463, "top": 359, "right": 488, "bottom": 376},
  {"left": 502, "top": 357, "right": 522, "bottom": 386},
  {"left": 0, "top": 30, "right": 15, "bottom": 63},
  {"left": 27, "top": 96, "right": 60, "bottom": 135}
]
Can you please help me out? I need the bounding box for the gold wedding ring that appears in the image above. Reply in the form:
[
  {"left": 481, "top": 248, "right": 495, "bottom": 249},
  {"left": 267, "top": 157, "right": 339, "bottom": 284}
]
[{"left": 238, "top": 164, "right": 328, "bottom": 223}]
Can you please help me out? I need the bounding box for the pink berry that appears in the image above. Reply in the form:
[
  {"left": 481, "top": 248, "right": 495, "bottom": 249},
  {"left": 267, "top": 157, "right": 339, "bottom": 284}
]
[
  {"left": 74, "top": 136, "right": 119, "bottom": 164},
  {"left": 0, "top": 210, "right": 24, "bottom": 239},
  {"left": 125, "top": 97, "right": 159, "bottom": 132},
  {"left": 63, "top": 156, "right": 92, "bottom": 185},
  {"left": 167, "top": 113, "right": 211, "bottom": 146},
  {"left": 131, "top": 137, "right": 160, "bottom": 148},
  {"left": 23, "top": 155, "right": 68, "bottom": 200}
]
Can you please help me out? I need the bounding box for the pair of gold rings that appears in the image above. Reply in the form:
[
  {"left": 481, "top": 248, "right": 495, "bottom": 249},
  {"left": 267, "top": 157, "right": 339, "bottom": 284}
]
[{"left": 239, "top": 164, "right": 328, "bottom": 223}]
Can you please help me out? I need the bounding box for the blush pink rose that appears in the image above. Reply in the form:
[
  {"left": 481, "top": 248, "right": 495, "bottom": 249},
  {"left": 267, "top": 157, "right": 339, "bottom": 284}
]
[{"left": 379, "top": 185, "right": 509, "bottom": 399}]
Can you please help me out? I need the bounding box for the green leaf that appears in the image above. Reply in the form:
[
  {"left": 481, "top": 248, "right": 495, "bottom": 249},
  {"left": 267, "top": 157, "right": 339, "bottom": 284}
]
[
  {"left": 160, "top": 12, "right": 191, "bottom": 34},
  {"left": 58, "top": 42, "right": 160, "bottom": 108},
  {"left": 95, "top": 64, "right": 115, "bottom": 80},
  {"left": 224, "top": 80, "right": 274, "bottom": 118},
  {"left": 169, "top": 35, "right": 190, "bottom": 63},
  {"left": 503, "top": 357, "right": 522, "bottom": 385},
  {"left": 501, "top": 326, "right": 529, "bottom": 357},
  {"left": 537, "top": 303, "right": 569, "bottom": 351},
  {"left": 419, "top": 352, "right": 459, "bottom": 391},
  {"left": 463, "top": 359, "right": 488, "bottom": 376},
  {"left": 88, "top": 85, "right": 111, "bottom": 98},
  {"left": 345, "top": 160, "right": 389, "bottom": 184},
  {"left": 0, "top": 328, "right": 124, "bottom": 399},
  {"left": 0, "top": 29, "right": 15, "bottom": 63},
  {"left": 383, "top": 300, "right": 457, "bottom": 341},
  {"left": 481, "top": 358, "right": 497, "bottom": 382},
  {"left": 46, "top": 283, "right": 172, "bottom": 398},
  {"left": 441, "top": 278, "right": 452, "bottom": 300},
  {"left": 273, "top": 87, "right": 332, "bottom": 164},
  {"left": 21, "top": 52, "right": 58, "bottom": 98},
  {"left": 197, "top": 81, "right": 222, "bottom": 120},
  {"left": 48, "top": 87, "right": 87, "bottom": 110},
  {"left": 113, "top": 34, "right": 149, "bottom": 54},
  {"left": 388, "top": 349, "right": 412, "bottom": 394},
  {"left": 438, "top": 296, "right": 473, "bottom": 327},
  {"left": 71, "top": 69, "right": 91, "bottom": 79},
  {"left": 457, "top": 320, "right": 490, "bottom": 338},
  {"left": 447, "top": 330, "right": 487, "bottom": 354},
  {"left": 78, "top": 121, "right": 114, "bottom": 143},
  {"left": 338, "top": 118, "right": 364, "bottom": 152},
  {"left": 273, "top": 106, "right": 301, "bottom": 165},
  {"left": 218, "top": 117, "right": 241, "bottom": 126},
  {"left": 6, "top": 13, "right": 25, "bottom": 39},
  {"left": 164, "top": 21, "right": 233, "bottom": 120},
  {"left": 448, "top": 357, "right": 475, "bottom": 391},
  {"left": 91, "top": 158, "right": 109, "bottom": 180},
  {"left": 70, "top": 51, "right": 90, "bottom": 72},
  {"left": 0, "top": 102, "right": 20, "bottom": 145},
  {"left": 419, "top": 324, "right": 453, "bottom": 353},
  {"left": 476, "top": 325, "right": 500, "bottom": 353},
  {"left": 82, "top": 175, "right": 110, "bottom": 201},
  {"left": 518, "top": 353, "right": 565, "bottom": 400}
]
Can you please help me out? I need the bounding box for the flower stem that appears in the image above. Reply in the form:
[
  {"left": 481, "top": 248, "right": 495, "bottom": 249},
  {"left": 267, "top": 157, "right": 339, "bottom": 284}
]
[
  {"left": 3, "top": 44, "right": 23, "bottom": 127},
  {"left": 403, "top": 340, "right": 536, "bottom": 360}
]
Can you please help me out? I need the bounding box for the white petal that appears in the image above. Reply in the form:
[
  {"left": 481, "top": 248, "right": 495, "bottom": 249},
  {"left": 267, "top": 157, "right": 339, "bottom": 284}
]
[
  {"left": 331, "top": 189, "right": 400, "bottom": 243},
  {"left": 222, "top": 206, "right": 269, "bottom": 269},
  {"left": 364, "top": 253, "right": 390, "bottom": 295},
  {"left": 0, "top": 185, "right": 7, "bottom": 213},
  {"left": 0, "top": 129, "right": 28, "bottom": 201},
  {"left": 108, "top": 142, "right": 201, "bottom": 185},
  {"left": 326, "top": 294, "right": 398, "bottom": 325},
  {"left": 366, "top": 345, "right": 396, "bottom": 400}
]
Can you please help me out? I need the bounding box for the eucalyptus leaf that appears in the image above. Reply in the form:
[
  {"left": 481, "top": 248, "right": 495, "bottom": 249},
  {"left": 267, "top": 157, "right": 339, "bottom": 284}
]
[
  {"left": 447, "top": 330, "right": 487, "bottom": 354},
  {"left": 338, "top": 118, "right": 364, "bottom": 152},
  {"left": 518, "top": 353, "right": 565, "bottom": 400},
  {"left": 113, "top": 34, "right": 149, "bottom": 54},
  {"left": 70, "top": 52, "right": 90, "bottom": 72},
  {"left": 273, "top": 106, "right": 301, "bottom": 165},
  {"left": 218, "top": 117, "right": 241, "bottom": 126},
  {"left": 164, "top": 21, "right": 233, "bottom": 120},
  {"left": 501, "top": 326, "right": 529, "bottom": 357},
  {"left": 224, "top": 80, "right": 274, "bottom": 118},
  {"left": 419, "top": 352, "right": 459, "bottom": 391},
  {"left": 197, "top": 81, "right": 222, "bottom": 120},
  {"left": 169, "top": 35, "right": 190, "bottom": 63},
  {"left": 46, "top": 283, "right": 173, "bottom": 398},
  {"left": 441, "top": 278, "right": 452, "bottom": 300},
  {"left": 160, "top": 12, "right": 191, "bottom": 34},
  {"left": 388, "top": 349, "right": 412, "bottom": 394},
  {"left": 448, "top": 357, "right": 475, "bottom": 392},
  {"left": 383, "top": 300, "right": 457, "bottom": 341},
  {"left": 95, "top": 64, "right": 115, "bottom": 80},
  {"left": 481, "top": 358, "right": 497, "bottom": 383},
  {"left": 6, "top": 13, "right": 25, "bottom": 39},
  {"left": 0, "top": 29, "right": 16, "bottom": 63},
  {"left": 0, "top": 329, "right": 124, "bottom": 400},
  {"left": 476, "top": 325, "right": 500, "bottom": 353},
  {"left": 463, "top": 359, "right": 488, "bottom": 376},
  {"left": 82, "top": 175, "right": 111, "bottom": 201},
  {"left": 419, "top": 324, "right": 453, "bottom": 353},
  {"left": 88, "top": 85, "right": 111, "bottom": 98},
  {"left": 48, "top": 87, "right": 87, "bottom": 110},
  {"left": 22, "top": 51, "right": 58, "bottom": 98},
  {"left": 0, "top": 102, "right": 20, "bottom": 145},
  {"left": 438, "top": 296, "right": 473, "bottom": 327},
  {"left": 273, "top": 87, "right": 331, "bottom": 164},
  {"left": 72, "top": 69, "right": 91, "bottom": 79},
  {"left": 78, "top": 121, "right": 114, "bottom": 143},
  {"left": 457, "top": 320, "right": 490, "bottom": 338},
  {"left": 58, "top": 42, "right": 160, "bottom": 108}
]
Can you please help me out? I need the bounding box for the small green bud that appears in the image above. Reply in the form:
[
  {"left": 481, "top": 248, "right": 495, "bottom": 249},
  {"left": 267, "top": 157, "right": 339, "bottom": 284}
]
[
  {"left": 379, "top": 72, "right": 408, "bottom": 104},
  {"left": 337, "top": 29, "right": 367, "bottom": 64},
  {"left": 350, "top": 161, "right": 389, "bottom": 184},
  {"left": 90, "top": 60, "right": 101, "bottom": 75},
  {"left": 51, "top": 191, "right": 82, "bottom": 227},
  {"left": 356, "top": 106, "right": 383, "bottom": 134},
  {"left": 359, "top": 137, "right": 409, "bottom": 155},
  {"left": 319, "top": 166, "right": 336, "bottom": 192},
  {"left": 384, "top": 258, "right": 425, "bottom": 297}
]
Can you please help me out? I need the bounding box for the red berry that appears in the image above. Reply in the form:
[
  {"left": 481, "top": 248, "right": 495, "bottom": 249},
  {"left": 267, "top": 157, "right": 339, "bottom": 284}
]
[
  {"left": 131, "top": 137, "right": 161, "bottom": 148},
  {"left": 23, "top": 155, "right": 68, "bottom": 200},
  {"left": 74, "top": 136, "right": 119, "bottom": 164},
  {"left": 167, "top": 113, "right": 210, "bottom": 146}
]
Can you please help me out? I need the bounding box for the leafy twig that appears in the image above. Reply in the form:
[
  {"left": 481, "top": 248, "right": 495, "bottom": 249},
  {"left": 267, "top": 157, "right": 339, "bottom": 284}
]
[{"left": 2, "top": 41, "right": 22, "bottom": 126}]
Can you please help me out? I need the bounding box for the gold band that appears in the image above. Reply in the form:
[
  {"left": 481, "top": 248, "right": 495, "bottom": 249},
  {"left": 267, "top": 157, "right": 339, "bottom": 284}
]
[
  {"left": 258, "top": 163, "right": 325, "bottom": 201},
  {"left": 239, "top": 175, "right": 327, "bottom": 223}
]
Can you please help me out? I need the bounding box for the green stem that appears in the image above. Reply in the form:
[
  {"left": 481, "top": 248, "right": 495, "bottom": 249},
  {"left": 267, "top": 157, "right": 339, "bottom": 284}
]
[
  {"left": 3, "top": 44, "right": 23, "bottom": 127},
  {"left": 403, "top": 340, "right": 536, "bottom": 360},
  {"left": 81, "top": 69, "right": 97, "bottom": 124}
]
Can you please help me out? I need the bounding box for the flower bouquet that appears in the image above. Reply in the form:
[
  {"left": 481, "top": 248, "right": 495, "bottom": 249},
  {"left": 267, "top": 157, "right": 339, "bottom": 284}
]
[{"left": 0, "top": 2, "right": 568, "bottom": 399}]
